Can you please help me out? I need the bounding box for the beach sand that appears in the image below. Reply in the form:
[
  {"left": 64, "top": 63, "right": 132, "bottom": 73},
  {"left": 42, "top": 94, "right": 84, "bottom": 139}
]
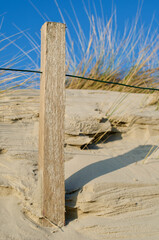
[{"left": 0, "top": 89, "right": 159, "bottom": 239}]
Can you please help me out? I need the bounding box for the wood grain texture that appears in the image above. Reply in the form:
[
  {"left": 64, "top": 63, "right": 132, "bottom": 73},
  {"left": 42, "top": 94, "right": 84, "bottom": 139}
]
[{"left": 39, "top": 22, "right": 65, "bottom": 227}]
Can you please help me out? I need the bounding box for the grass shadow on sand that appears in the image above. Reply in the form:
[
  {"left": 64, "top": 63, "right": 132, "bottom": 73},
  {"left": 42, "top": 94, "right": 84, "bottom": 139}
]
[{"left": 65, "top": 144, "right": 156, "bottom": 222}]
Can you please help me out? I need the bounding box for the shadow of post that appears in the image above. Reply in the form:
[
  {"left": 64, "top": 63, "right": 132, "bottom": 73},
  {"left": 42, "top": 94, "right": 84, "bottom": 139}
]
[{"left": 65, "top": 144, "right": 156, "bottom": 222}]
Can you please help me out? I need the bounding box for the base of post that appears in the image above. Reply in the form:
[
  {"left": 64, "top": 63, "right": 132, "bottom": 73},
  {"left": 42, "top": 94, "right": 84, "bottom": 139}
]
[{"left": 39, "top": 216, "right": 64, "bottom": 228}]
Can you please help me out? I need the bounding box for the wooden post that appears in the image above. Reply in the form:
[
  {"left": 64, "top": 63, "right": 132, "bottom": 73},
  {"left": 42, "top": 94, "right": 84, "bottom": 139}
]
[{"left": 39, "top": 22, "right": 65, "bottom": 227}]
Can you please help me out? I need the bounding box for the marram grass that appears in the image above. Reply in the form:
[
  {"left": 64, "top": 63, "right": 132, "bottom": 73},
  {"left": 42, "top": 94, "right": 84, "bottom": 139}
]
[
  {"left": 0, "top": 2, "right": 158, "bottom": 94},
  {"left": 63, "top": 2, "right": 159, "bottom": 93}
]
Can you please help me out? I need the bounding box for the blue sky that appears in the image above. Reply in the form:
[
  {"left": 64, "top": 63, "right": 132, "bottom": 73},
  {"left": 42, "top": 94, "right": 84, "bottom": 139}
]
[
  {"left": 1, "top": 0, "right": 159, "bottom": 34},
  {"left": 0, "top": 0, "right": 158, "bottom": 72}
]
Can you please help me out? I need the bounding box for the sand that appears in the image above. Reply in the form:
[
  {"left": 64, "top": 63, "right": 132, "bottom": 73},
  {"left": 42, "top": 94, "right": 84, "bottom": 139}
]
[{"left": 0, "top": 89, "right": 159, "bottom": 240}]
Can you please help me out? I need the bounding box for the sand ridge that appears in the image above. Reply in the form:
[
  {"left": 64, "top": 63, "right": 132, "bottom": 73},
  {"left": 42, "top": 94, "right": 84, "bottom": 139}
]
[{"left": 0, "top": 89, "right": 159, "bottom": 239}]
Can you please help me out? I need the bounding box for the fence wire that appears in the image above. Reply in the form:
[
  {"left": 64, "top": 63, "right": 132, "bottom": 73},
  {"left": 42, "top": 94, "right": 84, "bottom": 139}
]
[{"left": 0, "top": 67, "right": 159, "bottom": 92}]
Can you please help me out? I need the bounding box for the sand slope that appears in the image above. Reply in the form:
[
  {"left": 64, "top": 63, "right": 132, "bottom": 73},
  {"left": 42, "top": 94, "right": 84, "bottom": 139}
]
[{"left": 0, "top": 89, "right": 159, "bottom": 240}]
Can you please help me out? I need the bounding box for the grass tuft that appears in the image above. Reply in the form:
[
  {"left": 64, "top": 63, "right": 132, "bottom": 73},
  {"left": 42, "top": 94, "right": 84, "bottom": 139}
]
[
  {"left": 0, "top": 2, "right": 158, "bottom": 93},
  {"left": 62, "top": 2, "right": 159, "bottom": 93}
]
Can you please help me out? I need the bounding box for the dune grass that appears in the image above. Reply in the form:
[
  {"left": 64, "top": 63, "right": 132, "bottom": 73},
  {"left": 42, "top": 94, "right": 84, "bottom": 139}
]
[
  {"left": 61, "top": 2, "right": 159, "bottom": 93},
  {"left": 0, "top": 20, "right": 40, "bottom": 95},
  {"left": 0, "top": 1, "right": 158, "bottom": 94}
]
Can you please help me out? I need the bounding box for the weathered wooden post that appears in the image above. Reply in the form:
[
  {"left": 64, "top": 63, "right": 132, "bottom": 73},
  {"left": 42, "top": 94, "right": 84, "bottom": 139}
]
[{"left": 39, "top": 22, "right": 65, "bottom": 227}]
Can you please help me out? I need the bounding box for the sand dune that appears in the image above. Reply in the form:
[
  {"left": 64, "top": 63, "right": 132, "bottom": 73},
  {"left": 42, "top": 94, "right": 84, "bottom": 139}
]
[{"left": 0, "top": 89, "right": 159, "bottom": 239}]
